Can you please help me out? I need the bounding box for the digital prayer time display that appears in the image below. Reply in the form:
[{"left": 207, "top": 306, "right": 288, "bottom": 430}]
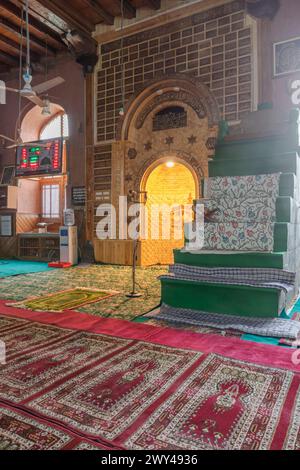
[{"left": 15, "top": 138, "right": 63, "bottom": 177}]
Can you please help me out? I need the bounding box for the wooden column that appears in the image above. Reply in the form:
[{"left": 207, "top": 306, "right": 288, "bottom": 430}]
[
  {"left": 85, "top": 73, "right": 94, "bottom": 242},
  {"left": 257, "top": 18, "right": 273, "bottom": 105}
]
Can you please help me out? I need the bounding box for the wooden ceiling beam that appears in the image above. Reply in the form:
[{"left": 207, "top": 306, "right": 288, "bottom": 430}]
[
  {"left": 0, "top": 63, "right": 9, "bottom": 73},
  {"left": 124, "top": 1, "right": 136, "bottom": 18},
  {"left": 0, "top": 0, "right": 63, "bottom": 48},
  {"left": 144, "top": 0, "right": 161, "bottom": 10},
  {"left": 84, "top": 0, "right": 114, "bottom": 25},
  {"left": 0, "top": 48, "right": 19, "bottom": 66},
  {"left": 24, "top": 0, "right": 70, "bottom": 36},
  {"left": 0, "top": 32, "right": 41, "bottom": 61},
  {"left": 119, "top": 0, "right": 136, "bottom": 19},
  {"left": 0, "top": 17, "right": 56, "bottom": 55},
  {"left": 37, "top": 0, "right": 94, "bottom": 36}
]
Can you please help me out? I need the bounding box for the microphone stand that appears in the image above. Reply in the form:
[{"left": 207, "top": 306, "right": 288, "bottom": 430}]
[{"left": 126, "top": 190, "right": 147, "bottom": 299}]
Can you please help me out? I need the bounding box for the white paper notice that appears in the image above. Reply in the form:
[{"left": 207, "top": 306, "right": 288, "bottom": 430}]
[{"left": 0, "top": 216, "right": 12, "bottom": 236}]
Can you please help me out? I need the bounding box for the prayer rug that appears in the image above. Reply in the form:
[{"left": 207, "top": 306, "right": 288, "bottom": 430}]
[
  {"left": 0, "top": 322, "right": 76, "bottom": 361},
  {"left": 124, "top": 353, "right": 298, "bottom": 450},
  {"left": 0, "top": 404, "right": 117, "bottom": 450},
  {"left": 9, "top": 288, "right": 118, "bottom": 312},
  {"left": 0, "top": 264, "right": 167, "bottom": 320},
  {"left": 0, "top": 309, "right": 300, "bottom": 450},
  {"left": 0, "top": 315, "right": 28, "bottom": 334},
  {"left": 0, "top": 330, "right": 131, "bottom": 403}
]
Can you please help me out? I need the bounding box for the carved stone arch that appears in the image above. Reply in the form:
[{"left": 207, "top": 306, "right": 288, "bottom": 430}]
[
  {"left": 116, "top": 73, "right": 220, "bottom": 141},
  {"left": 134, "top": 150, "right": 205, "bottom": 195}
]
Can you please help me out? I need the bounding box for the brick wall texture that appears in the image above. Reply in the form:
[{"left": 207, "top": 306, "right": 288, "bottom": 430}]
[{"left": 96, "top": 0, "right": 253, "bottom": 142}]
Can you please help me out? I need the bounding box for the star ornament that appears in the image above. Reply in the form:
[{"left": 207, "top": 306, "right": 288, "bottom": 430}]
[
  {"left": 188, "top": 135, "right": 197, "bottom": 145},
  {"left": 144, "top": 141, "right": 152, "bottom": 151},
  {"left": 165, "top": 136, "right": 174, "bottom": 145}
]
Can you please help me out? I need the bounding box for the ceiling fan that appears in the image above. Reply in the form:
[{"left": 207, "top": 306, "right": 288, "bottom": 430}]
[
  {"left": 0, "top": 134, "right": 48, "bottom": 150},
  {"left": 0, "top": 0, "right": 65, "bottom": 148},
  {"left": 0, "top": 76, "right": 65, "bottom": 109}
]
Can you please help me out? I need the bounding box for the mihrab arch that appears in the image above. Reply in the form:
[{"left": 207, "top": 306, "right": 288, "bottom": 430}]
[
  {"left": 116, "top": 73, "right": 220, "bottom": 141},
  {"left": 94, "top": 74, "right": 220, "bottom": 265},
  {"left": 137, "top": 150, "right": 203, "bottom": 197}
]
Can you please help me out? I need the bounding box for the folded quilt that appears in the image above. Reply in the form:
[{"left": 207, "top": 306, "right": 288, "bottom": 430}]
[
  {"left": 169, "top": 265, "right": 295, "bottom": 289},
  {"left": 203, "top": 173, "right": 281, "bottom": 201},
  {"left": 203, "top": 222, "right": 274, "bottom": 252},
  {"left": 149, "top": 303, "right": 300, "bottom": 339},
  {"left": 164, "top": 265, "right": 295, "bottom": 293},
  {"left": 201, "top": 198, "right": 276, "bottom": 223}
]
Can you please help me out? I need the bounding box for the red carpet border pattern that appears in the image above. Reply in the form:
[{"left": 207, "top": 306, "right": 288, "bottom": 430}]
[
  {"left": 0, "top": 308, "right": 300, "bottom": 450},
  {"left": 0, "top": 404, "right": 121, "bottom": 450}
]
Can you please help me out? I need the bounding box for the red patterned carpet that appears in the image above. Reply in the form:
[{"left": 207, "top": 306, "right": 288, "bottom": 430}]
[{"left": 0, "top": 301, "right": 300, "bottom": 450}]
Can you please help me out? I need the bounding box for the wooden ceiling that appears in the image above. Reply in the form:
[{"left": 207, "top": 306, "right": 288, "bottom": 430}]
[{"left": 0, "top": 0, "right": 161, "bottom": 73}]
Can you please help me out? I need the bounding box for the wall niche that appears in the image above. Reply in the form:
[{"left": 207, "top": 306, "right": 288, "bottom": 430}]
[{"left": 152, "top": 106, "right": 187, "bottom": 132}]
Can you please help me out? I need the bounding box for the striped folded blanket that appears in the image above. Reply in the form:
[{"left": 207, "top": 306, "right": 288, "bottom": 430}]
[
  {"left": 165, "top": 264, "right": 295, "bottom": 293},
  {"left": 149, "top": 303, "right": 300, "bottom": 339}
]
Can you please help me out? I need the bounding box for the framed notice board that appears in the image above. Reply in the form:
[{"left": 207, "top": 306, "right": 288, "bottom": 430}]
[
  {"left": 1, "top": 166, "right": 15, "bottom": 185},
  {"left": 72, "top": 186, "right": 86, "bottom": 206}
]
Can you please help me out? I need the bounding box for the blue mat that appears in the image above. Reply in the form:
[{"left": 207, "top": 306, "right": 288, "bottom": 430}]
[{"left": 0, "top": 260, "right": 53, "bottom": 278}]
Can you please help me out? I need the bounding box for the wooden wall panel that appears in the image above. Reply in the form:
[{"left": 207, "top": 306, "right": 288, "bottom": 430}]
[
  {"left": 93, "top": 144, "right": 112, "bottom": 238},
  {"left": 85, "top": 73, "right": 95, "bottom": 242},
  {"left": 94, "top": 239, "right": 139, "bottom": 266},
  {"left": 0, "top": 237, "right": 18, "bottom": 258},
  {"left": 16, "top": 214, "right": 39, "bottom": 234}
]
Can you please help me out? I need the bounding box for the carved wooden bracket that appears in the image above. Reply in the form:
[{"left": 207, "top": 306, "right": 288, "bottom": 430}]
[{"left": 246, "top": 0, "right": 280, "bottom": 20}]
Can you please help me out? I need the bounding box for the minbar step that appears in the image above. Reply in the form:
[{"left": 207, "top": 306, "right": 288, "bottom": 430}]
[
  {"left": 209, "top": 152, "right": 300, "bottom": 177},
  {"left": 161, "top": 276, "right": 284, "bottom": 318},
  {"left": 174, "top": 249, "right": 288, "bottom": 269}
]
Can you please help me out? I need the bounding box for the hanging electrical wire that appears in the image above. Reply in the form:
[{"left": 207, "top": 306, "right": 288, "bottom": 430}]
[
  {"left": 16, "top": 6, "right": 25, "bottom": 140},
  {"left": 119, "top": 0, "right": 125, "bottom": 117},
  {"left": 24, "top": 0, "right": 31, "bottom": 82}
]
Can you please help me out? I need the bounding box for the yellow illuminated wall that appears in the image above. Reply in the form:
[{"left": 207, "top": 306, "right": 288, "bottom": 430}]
[{"left": 142, "top": 162, "right": 196, "bottom": 265}]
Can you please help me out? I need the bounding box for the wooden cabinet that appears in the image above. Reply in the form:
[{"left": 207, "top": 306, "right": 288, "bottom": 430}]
[
  {"left": 0, "top": 186, "right": 18, "bottom": 209},
  {"left": 18, "top": 234, "right": 60, "bottom": 261}
]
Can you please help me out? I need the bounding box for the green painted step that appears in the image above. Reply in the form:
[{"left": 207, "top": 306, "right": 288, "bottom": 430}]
[
  {"left": 173, "top": 249, "right": 287, "bottom": 269},
  {"left": 274, "top": 223, "right": 300, "bottom": 252},
  {"left": 214, "top": 135, "right": 297, "bottom": 160},
  {"left": 279, "top": 173, "right": 297, "bottom": 199},
  {"left": 161, "top": 277, "right": 282, "bottom": 318},
  {"left": 276, "top": 197, "right": 299, "bottom": 223},
  {"left": 209, "top": 152, "right": 300, "bottom": 177}
]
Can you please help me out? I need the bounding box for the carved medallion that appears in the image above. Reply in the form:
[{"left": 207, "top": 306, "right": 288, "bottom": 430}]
[{"left": 128, "top": 148, "right": 137, "bottom": 160}]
